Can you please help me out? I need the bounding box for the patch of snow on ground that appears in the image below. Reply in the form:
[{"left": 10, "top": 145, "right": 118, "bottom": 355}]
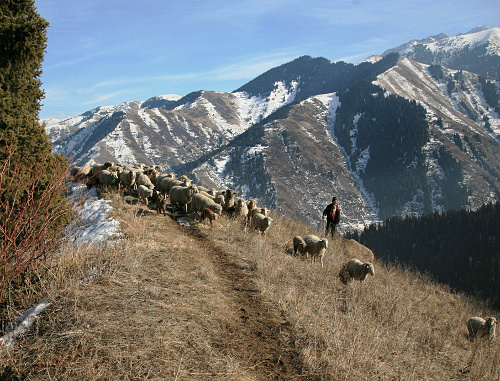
[
  {"left": 66, "top": 184, "right": 121, "bottom": 246},
  {"left": 1, "top": 183, "right": 121, "bottom": 347}
]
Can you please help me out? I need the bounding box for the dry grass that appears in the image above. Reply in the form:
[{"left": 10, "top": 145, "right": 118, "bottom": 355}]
[{"left": 1, "top": 190, "right": 498, "bottom": 380}]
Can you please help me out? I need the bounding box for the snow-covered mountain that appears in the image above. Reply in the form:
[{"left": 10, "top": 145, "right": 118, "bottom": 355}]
[
  {"left": 43, "top": 26, "right": 500, "bottom": 232},
  {"left": 382, "top": 25, "right": 500, "bottom": 79}
]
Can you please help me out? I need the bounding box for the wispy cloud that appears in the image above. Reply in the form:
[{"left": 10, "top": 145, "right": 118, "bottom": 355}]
[{"left": 83, "top": 91, "right": 128, "bottom": 105}]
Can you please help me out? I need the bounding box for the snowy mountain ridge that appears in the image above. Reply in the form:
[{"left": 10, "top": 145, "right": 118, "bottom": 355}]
[{"left": 43, "top": 26, "right": 500, "bottom": 232}]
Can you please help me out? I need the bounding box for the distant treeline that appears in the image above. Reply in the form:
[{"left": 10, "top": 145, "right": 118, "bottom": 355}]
[{"left": 347, "top": 202, "right": 500, "bottom": 309}]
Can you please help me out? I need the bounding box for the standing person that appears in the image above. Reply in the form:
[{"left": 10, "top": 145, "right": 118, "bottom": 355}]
[{"left": 322, "top": 197, "right": 341, "bottom": 237}]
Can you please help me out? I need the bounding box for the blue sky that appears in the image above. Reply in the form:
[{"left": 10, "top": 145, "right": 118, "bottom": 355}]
[{"left": 36, "top": 0, "right": 500, "bottom": 119}]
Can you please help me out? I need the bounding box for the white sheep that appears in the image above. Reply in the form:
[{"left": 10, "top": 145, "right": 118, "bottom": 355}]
[
  {"left": 98, "top": 169, "right": 119, "bottom": 189},
  {"left": 303, "top": 235, "right": 328, "bottom": 267},
  {"left": 292, "top": 236, "right": 308, "bottom": 256},
  {"left": 136, "top": 172, "right": 154, "bottom": 190},
  {"left": 119, "top": 169, "right": 136, "bottom": 192},
  {"left": 467, "top": 316, "right": 497, "bottom": 341},
  {"left": 252, "top": 212, "right": 273, "bottom": 234},
  {"left": 190, "top": 192, "right": 222, "bottom": 216},
  {"left": 137, "top": 184, "right": 153, "bottom": 204},
  {"left": 169, "top": 184, "right": 198, "bottom": 213},
  {"left": 339, "top": 258, "right": 375, "bottom": 284},
  {"left": 74, "top": 165, "right": 91, "bottom": 182},
  {"left": 234, "top": 198, "right": 249, "bottom": 218}
]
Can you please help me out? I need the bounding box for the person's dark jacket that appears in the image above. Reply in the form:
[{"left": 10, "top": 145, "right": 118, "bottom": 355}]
[{"left": 323, "top": 203, "right": 340, "bottom": 224}]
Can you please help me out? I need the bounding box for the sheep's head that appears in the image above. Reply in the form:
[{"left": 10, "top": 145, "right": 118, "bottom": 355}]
[
  {"left": 298, "top": 242, "right": 308, "bottom": 254},
  {"left": 321, "top": 239, "right": 328, "bottom": 249},
  {"left": 265, "top": 217, "right": 273, "bottom": 228},
  {"left": 486, "top": 317, "right": 497, "bottom": 328},
  {"left": 364, "top": 263, "right": 375, "bottom": 276}
]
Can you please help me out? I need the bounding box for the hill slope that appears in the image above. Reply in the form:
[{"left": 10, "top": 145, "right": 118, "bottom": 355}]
[{"left": 3, "top": 191, "right": 498, "bottom": 379}]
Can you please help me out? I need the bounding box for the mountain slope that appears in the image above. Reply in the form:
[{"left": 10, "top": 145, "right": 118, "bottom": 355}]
[
  {"left": 43, "top": 27, "right": 500, "bottom": 231},
  {"left": 383, "top": 25, "right": 500, "bottom": 79}
]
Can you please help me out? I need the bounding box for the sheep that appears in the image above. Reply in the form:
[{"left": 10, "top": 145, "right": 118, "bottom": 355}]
[
  {"left": 169, "top": 184, "right": 198, "bottom": 213},
  {"left": 223, "top": 189, "right": 237, "bottom": 211},
  {"left": 119, "top": 169, "right": 136, "bottom": 192},
  {"left": 247, "top": 199, "right": 257, "bottom": 210},
  {"left": 70, "top": 165, "right": 81, "bottom": 177},
  {"left": 74, "top": 165, "right": 91, "bottom": 182},
  {"left": 214, "top": 194, "right": 225, "bottom": 206},
  {"left": 190, "top": 193, "right": 223, "bottom": 216},
  {"left": 234, "top": 198, "right": 249, "bottom": 218},
  {"left": 156, "top": 195, "right": 167, "bottom": 215},
  {"left": 201, "top": 207, "right": 218, "bottom": 228},
  {"left": 137, "top": 184, "right": 153, "bottom": 204},
  {"left": 467, "top": 316, "right": 497, "bottom": 341},
  {"left": 157, "top": 176, "right": 181, "bottom": 198},
  {"left": 91, "top": 161, "right": 113, "bottom": 175},
  {"left": 155, "top": 172, "right": 176, "bottom": 186},
  {"left": 303, "top": 235, "right": 329, "bottom": 267},
  {"left": 292, "top": 236, "right": 308, "bottom": 256},
  {"left": 136, "top": 172, "right": 154, "bottom": 190},
  {"left": 252, "top": 212, "right": 273, "bottom": 235},
  {"left": 143, "top": 167, "right": 158, "bottom": 184},
  {"left": 99, "top": 169, "right": 119, "bottom": 190},
  {"left": 339, "top": 258, "right": 375, "bottom": 284}
]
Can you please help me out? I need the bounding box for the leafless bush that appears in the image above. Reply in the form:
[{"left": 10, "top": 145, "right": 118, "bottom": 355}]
[{"left": 0, "top": 142, "right": 72, "bottom": 315}]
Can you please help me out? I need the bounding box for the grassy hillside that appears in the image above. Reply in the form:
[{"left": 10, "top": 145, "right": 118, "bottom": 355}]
[{"left": 1, "top": 190, "right": 498, "bottom": 380}]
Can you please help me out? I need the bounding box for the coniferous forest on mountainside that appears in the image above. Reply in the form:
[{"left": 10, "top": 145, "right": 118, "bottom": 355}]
[{"left": 347, "top": 202, "right": 500, "bottom": 309}]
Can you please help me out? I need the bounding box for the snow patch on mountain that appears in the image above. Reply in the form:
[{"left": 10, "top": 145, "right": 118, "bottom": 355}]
[
  {"left": 233, "top": 80, "right": 299, "bottom": 125},
  {"left": 105, "top": 121, "right": 137, "bottom": 164}
]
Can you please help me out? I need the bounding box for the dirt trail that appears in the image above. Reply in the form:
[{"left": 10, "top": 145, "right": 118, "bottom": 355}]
[{"left": 177, "top": 220, "right": 314, "bottom": 380}]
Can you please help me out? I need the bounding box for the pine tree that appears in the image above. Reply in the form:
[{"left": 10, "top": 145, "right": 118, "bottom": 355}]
[{"left": 0, "top": 0, "right": 52, "bottom": 162}]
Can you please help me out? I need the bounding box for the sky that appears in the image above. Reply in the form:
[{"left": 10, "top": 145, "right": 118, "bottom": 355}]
[{"left": 35, "top": 0, "right": 500, "bottom": 120}]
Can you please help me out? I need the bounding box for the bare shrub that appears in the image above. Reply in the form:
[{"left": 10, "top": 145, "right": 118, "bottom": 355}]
[{"left": 0, "top": 142, "right": 72, "bottom": 321}]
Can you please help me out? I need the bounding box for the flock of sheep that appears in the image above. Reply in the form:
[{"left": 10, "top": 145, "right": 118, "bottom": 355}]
[
  {"left": 70, "top": 160, "right": 497, "bottom": 343},
  {"left": 70, "top": 161, "right": 274, "bottom": 233}
]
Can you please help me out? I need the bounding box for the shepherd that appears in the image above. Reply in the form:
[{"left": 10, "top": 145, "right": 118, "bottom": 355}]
[{"left": 322, "top": 196, "right": 341, "bottom": 237}]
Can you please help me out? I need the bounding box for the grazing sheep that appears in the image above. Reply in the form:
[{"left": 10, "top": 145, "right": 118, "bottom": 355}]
[
  {"left": 339, "top": 258, "right": 375, "bottom": 284},
  {"left": 91, "top": 161, "right": 113, "bottom": 175},
  {"left": 99, "top": 169, "right": 119, "bottom": 190},
  {"left": 292, "top": 236, "right": 308, "bottom": 256},
  {"left": 74, "top": 165, "right": 91, "bottom": 182},
  {"left": 156, "top": 196, "right": 167, "bottom": 215},
  {"left": 136, "top": 172, "right": 154, "bottom": 190},
  {"left": 191, "top": 193, "right": 223, "bottom": 216},
  {"left": 157, "top": 176, "right": 182, "bottom": 198},
  {"left": 155, "top": 172, "right": 176, "bottom": 186},
  {"left": 467, "top": 316, "right": 497, "bottom": 341},
  {"left": 137, "top": 184, "right": 154, "bottom": 204},
  {"left": 214, "top": 194, "right": 225, "bottom": 206},
  {"left": 252, "top": 212, "right": 273, "bottom": 235},
  {"left": 201, "top": 207, "right": 218, "bottom": 227},
  {"left": 119, "top": 169, "right": 136, "bottom": 192},
  {"left": 234, "top": 198, "right": 249, "bottom": 218},
  {"left": 169, "top": 184, "right": 198, "bottom": 213},
  {"left": 303, "top": 235, "right": 329, "bottom": 267}
]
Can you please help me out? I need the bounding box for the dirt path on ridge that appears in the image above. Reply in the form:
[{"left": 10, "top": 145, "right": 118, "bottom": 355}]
[{"left": 178, "top": 220, "right": 315, "bottom": 380}]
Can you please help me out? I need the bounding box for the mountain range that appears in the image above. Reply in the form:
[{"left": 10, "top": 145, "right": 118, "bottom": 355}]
[{"left": 44, "top": 25, "right": 500, "bottom": 232}]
